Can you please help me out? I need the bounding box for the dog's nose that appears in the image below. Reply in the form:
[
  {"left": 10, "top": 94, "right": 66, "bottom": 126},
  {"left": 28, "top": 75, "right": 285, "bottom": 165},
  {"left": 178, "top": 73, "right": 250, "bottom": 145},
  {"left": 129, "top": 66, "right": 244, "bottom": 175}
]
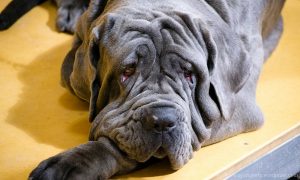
[{"left": 143, "top": 107, "right": 177, "bottom": 132}]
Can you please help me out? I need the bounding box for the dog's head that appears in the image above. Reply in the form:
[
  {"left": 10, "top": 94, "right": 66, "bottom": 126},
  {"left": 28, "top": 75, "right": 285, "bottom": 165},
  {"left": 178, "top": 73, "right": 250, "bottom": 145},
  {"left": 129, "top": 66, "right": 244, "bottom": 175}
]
[{"left": 61, "top": 0, "right": 252, "bottom": 169}]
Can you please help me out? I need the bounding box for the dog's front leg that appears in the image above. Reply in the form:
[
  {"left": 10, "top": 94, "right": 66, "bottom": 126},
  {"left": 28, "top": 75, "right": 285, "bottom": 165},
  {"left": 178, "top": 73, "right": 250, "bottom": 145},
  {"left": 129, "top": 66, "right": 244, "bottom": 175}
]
[{"left": 29, "top": 137, "right": 138, "bottom": 180}]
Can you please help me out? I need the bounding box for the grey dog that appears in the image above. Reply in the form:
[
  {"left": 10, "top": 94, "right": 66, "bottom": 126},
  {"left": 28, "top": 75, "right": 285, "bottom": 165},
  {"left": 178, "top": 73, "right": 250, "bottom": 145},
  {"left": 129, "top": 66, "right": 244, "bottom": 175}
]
[{"left": 5, "top": 0, "right": 285, "bottom": 179}]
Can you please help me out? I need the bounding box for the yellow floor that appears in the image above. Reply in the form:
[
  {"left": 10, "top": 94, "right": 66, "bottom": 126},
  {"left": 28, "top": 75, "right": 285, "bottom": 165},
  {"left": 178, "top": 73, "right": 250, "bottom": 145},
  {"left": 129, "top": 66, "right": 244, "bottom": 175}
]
[{"left": 0, "top": 1, "right": 299, "bottom": 179}]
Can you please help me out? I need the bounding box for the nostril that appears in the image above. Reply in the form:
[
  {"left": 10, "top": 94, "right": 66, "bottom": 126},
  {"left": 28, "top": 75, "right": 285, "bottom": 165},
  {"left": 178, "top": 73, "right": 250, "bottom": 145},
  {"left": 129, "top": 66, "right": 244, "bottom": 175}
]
[
  {"left": 154, "top": 123, "right": 160, "bottom": 130},
  {"left": 167, "top": 121, "right": 175, "bottom": 128}
]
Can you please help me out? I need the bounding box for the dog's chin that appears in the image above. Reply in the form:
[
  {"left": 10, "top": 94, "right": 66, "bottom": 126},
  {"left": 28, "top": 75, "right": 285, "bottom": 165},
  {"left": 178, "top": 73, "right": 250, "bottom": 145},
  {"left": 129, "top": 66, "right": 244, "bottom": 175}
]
[
  {"left": 163, "top": 144, "right": 194, "bottom": 170},
  {"left": 152, "top": 146, "right": 193, "bottom": 170}
]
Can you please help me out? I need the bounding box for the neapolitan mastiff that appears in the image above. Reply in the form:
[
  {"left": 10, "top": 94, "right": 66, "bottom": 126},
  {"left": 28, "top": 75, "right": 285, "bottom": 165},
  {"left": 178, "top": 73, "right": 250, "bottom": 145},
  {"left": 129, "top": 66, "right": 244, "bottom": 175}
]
[{"left": 1, "top": 0, "right": 286, "bottom": 179}]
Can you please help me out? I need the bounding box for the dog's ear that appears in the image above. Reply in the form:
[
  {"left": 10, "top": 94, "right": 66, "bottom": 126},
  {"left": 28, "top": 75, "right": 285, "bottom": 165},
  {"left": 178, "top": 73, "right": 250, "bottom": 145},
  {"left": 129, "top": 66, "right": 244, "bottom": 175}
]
[
  {"left": 61, "top": 0, "right": 109, "bottom": 122},
  {"left": 87, "top": 27, "right": 103, "bottom": 122},
  {"left": 203, "top": 26, "right": 252, "bottom": 121},
  {"left": 63, "top": 25, "right": 103, "bottom": 122}
]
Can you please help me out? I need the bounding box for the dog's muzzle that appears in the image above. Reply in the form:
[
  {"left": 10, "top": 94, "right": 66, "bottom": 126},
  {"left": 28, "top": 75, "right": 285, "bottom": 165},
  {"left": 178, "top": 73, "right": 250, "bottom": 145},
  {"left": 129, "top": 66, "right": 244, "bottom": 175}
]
[{"left": 90, "top": 92, "right": 194, "bottom": 170}]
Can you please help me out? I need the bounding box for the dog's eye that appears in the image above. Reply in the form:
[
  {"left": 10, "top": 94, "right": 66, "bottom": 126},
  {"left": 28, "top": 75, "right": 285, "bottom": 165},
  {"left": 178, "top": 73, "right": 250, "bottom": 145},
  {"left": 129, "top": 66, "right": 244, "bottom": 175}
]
[
  {"left": 121, "top": 67, "right": 135, "bottom": 83},
  {"left": 184, "top": 70, "right": 193, "bottom": 83}
]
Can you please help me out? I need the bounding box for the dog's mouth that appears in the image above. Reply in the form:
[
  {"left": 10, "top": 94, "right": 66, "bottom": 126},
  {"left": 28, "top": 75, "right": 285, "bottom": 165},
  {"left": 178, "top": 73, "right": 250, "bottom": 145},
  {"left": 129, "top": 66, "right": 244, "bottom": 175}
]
[
  {"left": 114, "top": 130, "right": 194, "bottom": 170},
  {"left": 142, "top": 132, "right": 194, "bottom": 170}
]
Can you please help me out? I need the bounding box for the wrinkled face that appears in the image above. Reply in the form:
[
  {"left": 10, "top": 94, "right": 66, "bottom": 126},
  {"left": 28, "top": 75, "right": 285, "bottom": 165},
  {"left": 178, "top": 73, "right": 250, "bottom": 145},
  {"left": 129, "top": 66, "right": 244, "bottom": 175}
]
[{"left": 89, "top": 11, "right": 221, "bottom": 170}]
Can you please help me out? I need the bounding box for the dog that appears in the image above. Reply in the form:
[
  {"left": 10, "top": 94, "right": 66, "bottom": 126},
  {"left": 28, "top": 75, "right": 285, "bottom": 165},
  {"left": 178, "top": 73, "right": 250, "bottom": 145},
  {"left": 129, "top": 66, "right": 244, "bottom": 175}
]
[{"left": 1, "top": 0, "right": 285, "bottom": 179}]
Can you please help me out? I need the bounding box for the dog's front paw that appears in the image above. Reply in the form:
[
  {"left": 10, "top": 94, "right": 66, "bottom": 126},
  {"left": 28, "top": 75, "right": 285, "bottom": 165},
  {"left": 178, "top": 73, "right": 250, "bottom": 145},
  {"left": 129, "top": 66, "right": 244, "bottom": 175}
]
[
  {"left": 29, "top": 140, "right": 138, "bottom": 180},
  {"left": 56, "top": 1, "right": 88, "bottom": 33},
  {"left": 29, "top": 151, "right": 97, "bottom": 180}
]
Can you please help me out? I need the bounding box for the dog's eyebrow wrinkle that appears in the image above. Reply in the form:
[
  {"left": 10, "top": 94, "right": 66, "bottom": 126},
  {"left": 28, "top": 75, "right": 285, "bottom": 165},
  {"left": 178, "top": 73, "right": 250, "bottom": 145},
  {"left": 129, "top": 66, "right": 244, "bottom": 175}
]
[{"left": 164, "top": 75, "right": 189, "bottom": 102}]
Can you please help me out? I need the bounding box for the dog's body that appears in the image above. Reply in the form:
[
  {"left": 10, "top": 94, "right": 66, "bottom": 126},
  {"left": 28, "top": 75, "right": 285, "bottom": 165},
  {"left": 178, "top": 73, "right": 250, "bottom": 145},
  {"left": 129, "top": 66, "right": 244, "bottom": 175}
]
[{"left": 1, "top": 0, "right": 285, "bottom": 179}]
